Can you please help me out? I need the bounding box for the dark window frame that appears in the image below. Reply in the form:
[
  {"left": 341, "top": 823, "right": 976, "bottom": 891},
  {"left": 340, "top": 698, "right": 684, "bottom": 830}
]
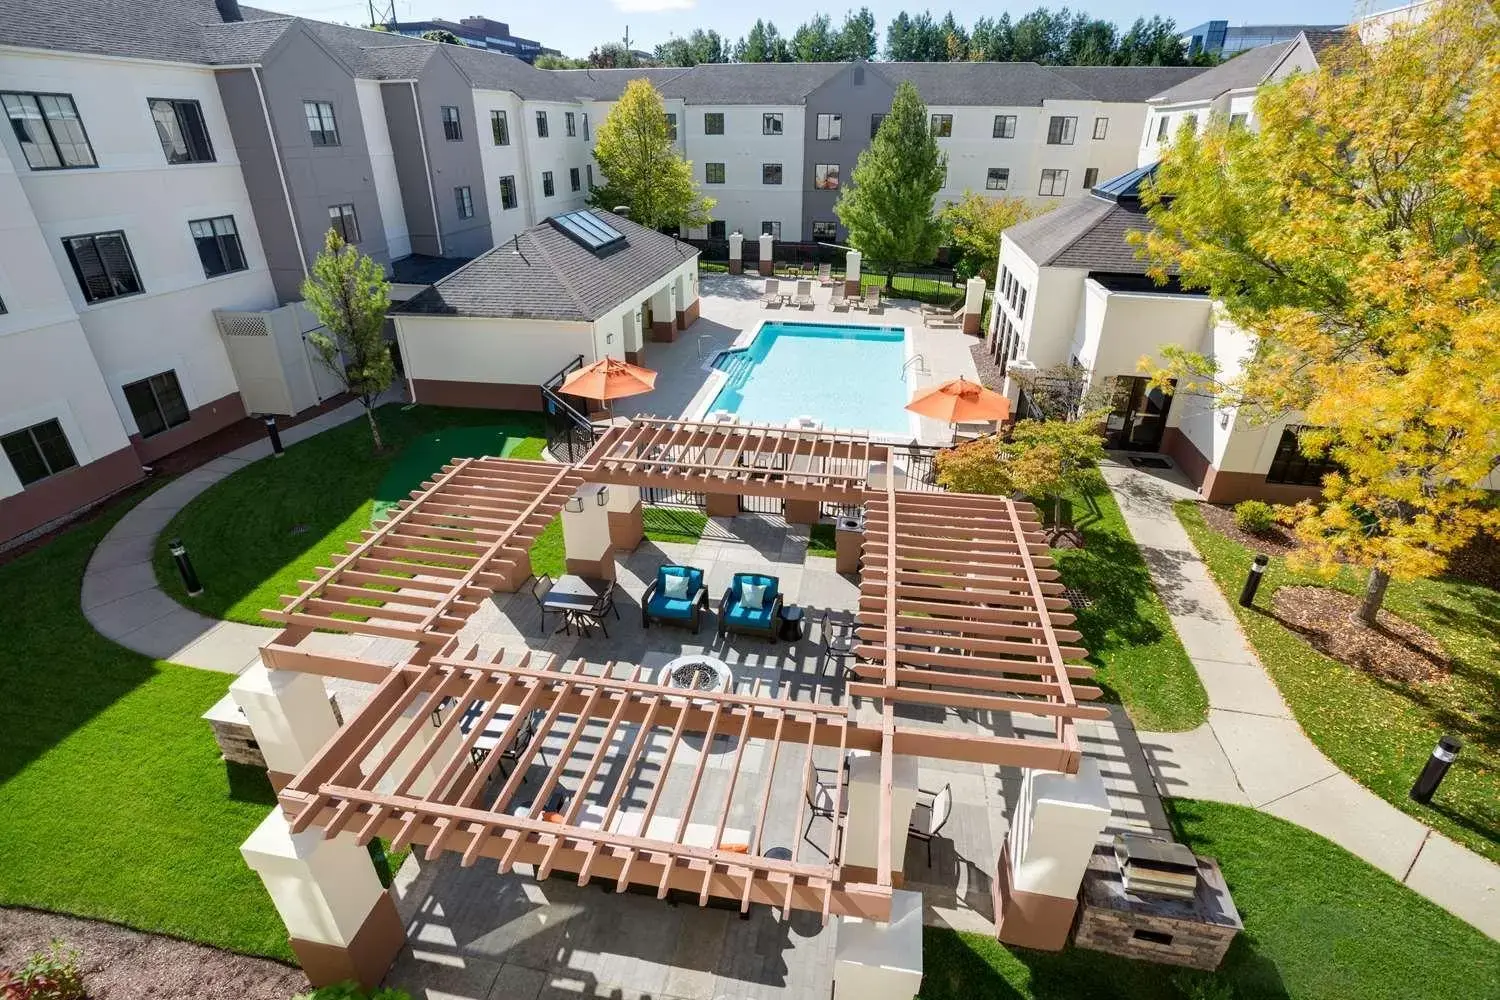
[
  {"left": 1156, "top": 115, "right": 1170, "bottom": 142},
  {"left": 122, "top": 370, "right": 190, "bottom": 439},
  {"left": 870, "top": 113, "right": 886, "bottom": 138},
  {"left": 535, "top": 110, "right": 549, "bottom": 137},
  {"left": 664, "top": 112, "right": 677, "bottom": 141},
  {"left": 303, "top": 100, "right": 340, "bottom": 146},
  {"left": 189, "top": 215, "right": 246, "bottom": 278},
  {"left": 992, "top": 114, "right": 1016, "bottom": 139},
  {"left": 2, "top": 91, "right": 97, "bottom": 170},
  {"left": 1229, "top": 112, "right": 1250, "bottom": 129},
  {"left": 542, "top": 170, "right": 555, "bottom": 197},
  {"left": 814, "top": 163, "right": 840, "bottom": 191},
  {"left": 705, "top": 162, "right": 725, "bottom": 184},
  {"left": 1267, "top": 426, "right": 1340, "bottom": 486},
  {"left": 762, "top": 162, "right": 782, "bottom": 185},
  {"left": 498, "top": 175, "right": 518, "bottom": 210},
  {"left": 149, "top": 97, "right": 214, "bottom": 164},
  {"left": 1083, "top": 167, "right": 1099, "bottom": 190},
  {"left": 328, "top": 203, "right": 360, "bottom": 243},
  {"left": 986, "top": 167, "right": 1009, "bottom": 191},
  {"left": 62, "top": 230, "right": 143, "bottom": 303},
  {"left": 930, "top": 113, "right": 953, "bottom": 138},
  {"left": 455, "top": 186, "right": 473, "bottom": 219},
  {"left": 762, "top": 113, "right": 782, "bottom": 136},
  {"left": 491, "top": 109, "right": 510, "bottom": 145},
  {"left": 1039, "top": 168, "right": 1068, "bottom": 197},
  {"left": 565, "top": 111, "right": 577, "bottom": 137},
  {"left": 816, "top": 113, "right": 842, "bottom": 140},
  {"left": 761, "top": 220, "right": 781, "bottom": 239},
  {"left": 1092, "top": 116, "right": 1108, "bottom": 140},
  {"left": 582, "top": 112, "right": 590, "bottom": 141},
  {"left": 707, "top": 220, "right": 727, "bottom": 240},
  {"left": 812, "top": 220, "right": 837, "bottom": 240},
  {"left": 2, "top": 418, "right": 78, "bottom": 487},
  {"left": 569, "top": 167, "right": 581, "bottom": 192},
  {"left": 440, "top": 105, "right": 463, "bottom": 142},
  {"left": 1046, "top": 115, "right": 1077, "bottom": 145},
  {"left": 704, "top": 112, "right": 724, "bottom": 135}
]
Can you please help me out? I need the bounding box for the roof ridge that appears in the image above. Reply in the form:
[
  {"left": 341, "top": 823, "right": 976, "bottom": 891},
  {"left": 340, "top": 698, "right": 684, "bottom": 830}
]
[{"left": 1040, "top": 197, "right": 1119, "bottom": 266}]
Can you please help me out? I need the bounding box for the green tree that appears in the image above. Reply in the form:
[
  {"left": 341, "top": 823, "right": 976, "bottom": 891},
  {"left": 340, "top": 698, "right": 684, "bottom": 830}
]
[
  {"left": 1116, "top": 16, "right": 1189, "bottom": 66},
  {"left": 656, "top": 29, "right": 728, "bottom": 66},
  {"left": 301, "top": 230, "right": 394, "bottom": 451},
  {"left": 735, "top": 20, "right": 790, "bottom": 62},
  {"left": 935, "top": 418, "right": 1107, "bottom": 538},
  {"left": 835, "top": 80, "right": 947, "bottom": 287},
  {"left": 939, "top": 192, "right": 1044, "bottom": 282},
  {"left": 419, "top": 29, "right": 460, "bottom": 44},
  {"left": 791, "top": 15, "right": 839, "bottom": 62},
  {"left": 534, "top": 53, "right": 589, "bottom": 69},
  {"left": 589, "top": 79, "right": 713, "bottom": 230},
  {"left": 588, "top": 42, "right": 644, "bottom": 68},
  {"left": 836, "top": 8, "right": 878, "bottom": 60},
  {"left": 970, "top": 14, "right": 1015, "bottom": 60}
]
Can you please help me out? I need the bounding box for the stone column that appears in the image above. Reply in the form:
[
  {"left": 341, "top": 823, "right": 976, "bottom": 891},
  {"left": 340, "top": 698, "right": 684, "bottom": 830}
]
[
  {"left": 706, "top": 491, "right": 739, "bottom": 518},
  {"left": 832, "top": 889, "right": 924, "bottom": 1000},
  {"left": 728, "top": 231, "right": 744, "bottom": 275},
  {"left": 758, "top": 232, "right": 774, "bottom": 277},
  {"left": 844, "top": 250, "right": 862, "bottom": 296},
  {"left": 230, "top": 662, "right": 341, "bottom": 791},
  {"left": 962, "top": 276, "right": 986, "bottom": 335},
  {"left": 649, "top": 286, "right": 676, "bottom": 343},
  {"left": 994, "top": 758, "right": 1111, "bottom": 951},
  {"left": 843, "top": 752, "right": 920, "bottom": 884},
  {"left": 605, "top": 482, "right": 644, "bottom": 552},
  {"left": 562, "top": 483, "right": 615, "bottom": 579},
  {"left": 241, "top": 810, "right": 406, "bottom": 990}
]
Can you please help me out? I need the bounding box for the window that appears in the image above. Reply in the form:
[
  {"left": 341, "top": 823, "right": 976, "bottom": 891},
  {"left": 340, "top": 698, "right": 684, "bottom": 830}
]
[
  {"left": 1038, "top": 168, "right": 1068, "bottom": 197},
  {"left": 1267, "top": 427, "right": 1339, "bottom": 486},
  {"left": 569, "top": 167, "right": 581, "bottom": 192},
  {"left": 986, "top": 167, "right": 1009, "bottom": 191},
  {"left": 62, "top": 231, "right": 141, "bottom": 303},
  {"left": 762, "top": 162, "right": 782, "bottom": 185},
  {"left": 1083, "top": 167, "right": 1098, "bottom": 189},
  {"left": 816, "top": 113, "right": 842, "bottom": 140},
  {"left": 1183, "top": 114, "right": 1199, "bottom": 134},
  {"left": 664, "top": 113, "right": 678, "bottom": 141},
  {"left": 812, "top": 220, "right": 837, "bottom": 240},
  {"left": 455, "top": 186, "right": 473, "bottom": 219},
  {"left": 328, "top": 203, "right": 360, "bottom": 243},
  {"left": 1046, "top": 116, "right": 1076, "bottom": 145},
  {"left": 149, "top": 98, "right": 213, "bottom": 164},
  {"left": 491, "top": 109, "right": 510, "bottom": 145},
  {"left": 1229, "top": 112, "right": 1249, "bottom": 129},
  {"left": 190, "top": 216, "right": 246, "bottom": 277},
  {"left": 0, "top": 295, "right": 6, "bottom": 314},
  {"left": 440, "top": 105, "right": 462, "bottom": 141},
  {"left": 705, "top": 162, "right": 725, "bottom": 184},
  {"left": 535, "top": 110, "right": 548, "bottom": 137},
  {"left": 303, "top": 100, "right": 339, "bottom": 146},
  {"left": 930, "top": 114, "right": 953, "bottom": 138},
  {"left": 122, "top": 371, "right": 189, "bottom": 439},
  {"left": 2, "top": 419, "right": 77, "bottom": 487},
  {"left": 1156, "top": 115, "right": 1170, "bottom": 142},
  {"left": 870, "top": 113, "right": 886, "bottom": 138},
  {"left": 1092, "top": 117, "right": 1108, "bottom": 140},
  {"left": 704, "top": 112, "right": 724, "bottom": 135},
  {"left": 814, "top": 163, "right": 839, "bottom": 190},
  {"left": 582, "top": 113, "right": 590, "bottom": 140},
  {"left": 565, "top": 111, "right": 576, "bottom": 137},
  {"left": 707, "top": 220, "right": 727, "bottom": 240},
  {"left": 762, "top": 113, "right": 782, "bottom": 136},
  {"left": 992, "top": 114, "right": 1016, "bottom": 139},
  {"left": 499, "top": 175, "right": 518, "bottom": 210},
  {"left": 585, "top": 164, "right": 594, "bottom": 190},
  {"left": 761, "top": 221, "right": 781, "bottom": 239},
  {"left": 542, "top": 170, "right": 555, "bottom": 197},
  {"left": 1018, "top": 287, "right": 1027, "bottom": 319},
  {"left": 2, "top": 92, "right": 96, "bottom": 169}
]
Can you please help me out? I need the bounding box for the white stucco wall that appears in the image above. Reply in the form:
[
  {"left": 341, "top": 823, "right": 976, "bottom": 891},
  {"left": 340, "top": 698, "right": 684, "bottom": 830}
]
[
  {"left": 356, "top": 78, "right": 410, "bottom": 260},
  {"left": 472, "top": 89, "right": 534, "bottom": 242},
  {"left": 393, "top": 313, "right": 595, "bottom": 388},
  {"left": 518, "top": 99, "right": 593, "bottom": 219},
  {"left": 683, "top": 104, "right": 805, "bottom": 240}
]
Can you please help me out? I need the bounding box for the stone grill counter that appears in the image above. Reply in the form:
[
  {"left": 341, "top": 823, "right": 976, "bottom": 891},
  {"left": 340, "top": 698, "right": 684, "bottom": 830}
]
[{"left": 1073, "top": 847, "right": 1242, "bottom": 970}]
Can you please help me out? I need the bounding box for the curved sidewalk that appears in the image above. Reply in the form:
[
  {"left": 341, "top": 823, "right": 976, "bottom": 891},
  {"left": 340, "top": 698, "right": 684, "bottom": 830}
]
[
  {"left": 81, "top": 399, "right": 374, "bottom": 674},
  {"left": 1104, "top": 460, "right": 1500, "bottom": 940}
]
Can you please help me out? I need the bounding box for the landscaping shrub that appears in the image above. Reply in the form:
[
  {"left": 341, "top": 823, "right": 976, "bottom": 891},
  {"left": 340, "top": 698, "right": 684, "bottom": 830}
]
[
  {"left": 1232, "top": 500, "right": 1277, "bottom": 536},
  {"left": 1, "top": 941, "right": 85, "bottom": 1000}
]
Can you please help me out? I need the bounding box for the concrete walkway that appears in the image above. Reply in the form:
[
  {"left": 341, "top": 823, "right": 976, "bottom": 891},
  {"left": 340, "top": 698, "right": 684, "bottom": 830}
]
[
  {"left": 1103, "top": 458, "right": 1500, "bottom": 940},
  {"left": 81, "top": 398, "right": 384, "bottom": 673}
]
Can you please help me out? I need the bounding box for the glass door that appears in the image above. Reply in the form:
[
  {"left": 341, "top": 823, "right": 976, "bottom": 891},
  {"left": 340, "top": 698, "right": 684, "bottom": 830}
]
[{"left": 1104, "top": 376, "right": 1174, "bottom": 451}]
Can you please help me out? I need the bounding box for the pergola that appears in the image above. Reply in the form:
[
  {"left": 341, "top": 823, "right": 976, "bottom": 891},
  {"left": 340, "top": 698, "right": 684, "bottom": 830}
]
[{"left": 261, "top": 418, "right": 1103, "bottom": 925}]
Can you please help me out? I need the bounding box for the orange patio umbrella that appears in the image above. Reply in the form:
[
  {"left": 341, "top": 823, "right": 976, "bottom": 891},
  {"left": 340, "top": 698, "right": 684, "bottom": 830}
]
[
  {"left": 560, "top": 357, "right": 658, "bottom": 401},
  {"left": 905, "top": 376, "right": 1011, "bottom": 425}
]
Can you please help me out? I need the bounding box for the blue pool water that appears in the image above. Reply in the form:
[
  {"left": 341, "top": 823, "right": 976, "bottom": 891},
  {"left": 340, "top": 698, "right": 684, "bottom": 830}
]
[{"left": 709, "top": 323, "right": 911, "bottom": 435}]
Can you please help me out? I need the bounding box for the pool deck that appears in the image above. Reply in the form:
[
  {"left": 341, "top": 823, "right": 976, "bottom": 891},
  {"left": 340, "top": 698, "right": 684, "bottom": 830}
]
[{"left": 613, "top": 274, "right": 983, "bottom": 446}]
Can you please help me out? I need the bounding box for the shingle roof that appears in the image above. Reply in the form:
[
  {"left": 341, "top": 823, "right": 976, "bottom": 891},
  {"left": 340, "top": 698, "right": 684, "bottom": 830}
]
[
  {"left": 1045, "top": 65, "right": 1209, "bottom": 103},
  {"left": 874, "top": 62, "right": 1091, "bottom": 106},
  {"left": 551, "top": 67, "right": 694, "bottom": 101},
  {"left": 1003, "top": 189, "right": 1165, "bottom": 274},
  {"left": 399, "top": 210, "right": 699, "bottom": 322},
  {"left": 0, "top": 0, "right": 242, "bottom": 63},
  {"left": 447, "top": 45, "right": 586, "bottom": 102},
  {"left": 1299, "top": 28, "right": 1350, "bottom": 58},
  {"left": 1148, "top": 41, "right": 1296, "bottom": 103},
  {"left": 660, "top": 63, "right": 844, "bottom": 104}
]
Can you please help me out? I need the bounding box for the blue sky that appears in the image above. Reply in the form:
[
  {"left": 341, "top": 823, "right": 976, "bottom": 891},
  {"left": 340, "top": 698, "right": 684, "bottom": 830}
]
[{"left": 267, "top": 0, "right": 1360, "bottom": 58}]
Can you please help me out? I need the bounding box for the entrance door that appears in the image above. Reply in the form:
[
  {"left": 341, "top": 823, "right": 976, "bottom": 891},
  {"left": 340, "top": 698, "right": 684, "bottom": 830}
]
[{"left": 1104, "top": 376, "right": 1174, "bottom": 451}]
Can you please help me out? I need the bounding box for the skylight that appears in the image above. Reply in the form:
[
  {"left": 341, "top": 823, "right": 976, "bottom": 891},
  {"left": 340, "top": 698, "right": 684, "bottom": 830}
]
[{"left": 549, "top": 210, "right": 627, "bottom": 255}]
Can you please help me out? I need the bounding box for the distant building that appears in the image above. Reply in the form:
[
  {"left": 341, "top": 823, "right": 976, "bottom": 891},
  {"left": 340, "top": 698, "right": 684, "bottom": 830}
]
[
  {"left": 389, "top": 15, "right": 556, "bottom": 63},
  {"left": 1178, "top": 20, "right": 1343, "bottom": 58}
]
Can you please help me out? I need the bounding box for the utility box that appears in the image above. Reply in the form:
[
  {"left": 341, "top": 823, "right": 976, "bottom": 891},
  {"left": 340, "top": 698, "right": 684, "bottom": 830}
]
[{"left": 836, "top": 515, "right": 863, "bottom": 574}]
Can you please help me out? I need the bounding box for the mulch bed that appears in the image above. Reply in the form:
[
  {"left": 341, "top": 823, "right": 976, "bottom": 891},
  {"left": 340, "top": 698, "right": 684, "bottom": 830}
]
[
  {"left": 969, "top": 340, "right": 1004, "bottom": 391},
  {"left": 1197, "top": 502, "right": 1302, "bottom": 557},
  {"left": 0, "top": 908, "right": 306, "bottom": 1000},
  {"left": 1270, "top": 585, "right": 1452, "bottom": 684}
]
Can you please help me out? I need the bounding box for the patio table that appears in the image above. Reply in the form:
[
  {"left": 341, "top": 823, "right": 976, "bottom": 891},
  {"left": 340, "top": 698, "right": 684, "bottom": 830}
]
[{"left": 542, "top": 574, "right": 612, "bottom": 614}]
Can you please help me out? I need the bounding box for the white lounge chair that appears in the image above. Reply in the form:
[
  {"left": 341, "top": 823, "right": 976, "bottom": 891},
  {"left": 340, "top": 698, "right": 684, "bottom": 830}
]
[
  {"left": 817, "top": 263, "right": 835, "bottom": 286},
  {"left": 860, "top": 287, "right": 882, "bottom": 313},
  {"left": 759, "top": 278, "right": 781, "bottom": 308},
  {"left": 792, "top": 279, "right": 814, "bottom": 309},
  {"left": 921, "top": 301, "right": 963, "bottom": 325},
  {"left": 829, "top": 284, "right": 850, "bottom": 311}
]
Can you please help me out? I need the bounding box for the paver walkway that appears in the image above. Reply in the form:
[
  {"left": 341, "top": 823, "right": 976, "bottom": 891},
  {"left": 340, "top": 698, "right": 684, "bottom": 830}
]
[
  {"left": 81, "top": 396, "right": 386, "bottom": 673},
  {"left": 1103, "top": 458, "right": 1500, "bottom": 940}
]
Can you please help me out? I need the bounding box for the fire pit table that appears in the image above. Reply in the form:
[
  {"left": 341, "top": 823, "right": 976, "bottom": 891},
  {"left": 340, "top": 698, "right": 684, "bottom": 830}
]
[{"left": 657, "top": 655, "right": 733, "bottom": 693}]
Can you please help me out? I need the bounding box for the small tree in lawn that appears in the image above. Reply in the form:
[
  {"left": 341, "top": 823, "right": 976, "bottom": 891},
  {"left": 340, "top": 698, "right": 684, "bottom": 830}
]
[
  {"left": 938, "top": 192, "right": 1044, "bottom": 283},
  {"left": 589, "top": 79, "right": 713, "bottom": 232},
  {"left": 835, "top": 80, "right": 947, "bottom": 289},
  {"left": 1008, "top": 362, "right": 1114, "bottom": 422},
  {"left": 301, "top": 229, "right": 394, "bottom": 451}
]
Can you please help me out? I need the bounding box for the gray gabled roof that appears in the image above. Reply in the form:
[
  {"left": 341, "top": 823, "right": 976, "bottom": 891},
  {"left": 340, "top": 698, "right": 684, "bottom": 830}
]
[
  {"left": 661, "top": 63, "right": 844, "bottom": 104},
  {"left": 399, "top": 210, "right": 699, "bottom": 323},
  {"left": 1148, "top": 41, "right": 1296, "bottom": 103},
  {"left": 1003, "top": 188, "right": 1165, "bottom": 274},
  {"left": 551, "top": 67, "right": 694, "bottom": 101},
  {"left": 446, "top": 45, "right": 584, "bottom": 102},
  {"left": 874, "top": 61, "right": 1090, "bottom": 106},
  {"left": 1046, "top": 65, "right": 1209, "bottom": 103},
  {"left": 0, "top": 0, "right": 267, "bottom": 64}
]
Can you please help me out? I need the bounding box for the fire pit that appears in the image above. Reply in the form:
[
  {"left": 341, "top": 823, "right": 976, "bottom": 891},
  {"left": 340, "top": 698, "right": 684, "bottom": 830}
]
[{"left": 657, "top": 655, "right": 732, "bottom": 693}]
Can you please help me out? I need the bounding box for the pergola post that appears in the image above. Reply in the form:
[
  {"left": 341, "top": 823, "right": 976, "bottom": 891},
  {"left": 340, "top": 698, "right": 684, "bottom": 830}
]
[
  {"left": 605, "top": 482, "right": 644, "bottom": 551},
  {"left": 364, "top": 700, "right": 467, "bottom": 798},
  {"left": 562, "top": 483, "right": 616, "bottom": 579},
  {"left": 728, "top": 231, "right": 744, "bottom": 275},
  {"left": 843, "top": 752, "right": 920, "bottom": 882},
  {"left": 995, "top": 759, "right": 1110, "bottom": 951},
  {"left": 962, "top": 277, "right": 986, "bottom": 335},
  {"left": 230, "top": 662, "right": 340, "bottom": 790},
  {"left": 240, "top": 809, "right": 405, "bottom": 990},
  {"left": 833, "top": 888, "right": 924, "bottom": 1000},
  {"left": 844, "top": 250, "right": 862, "bottom": 296},
  {"left": 784, "top": 417, "right": 823, "bottom": 525}
]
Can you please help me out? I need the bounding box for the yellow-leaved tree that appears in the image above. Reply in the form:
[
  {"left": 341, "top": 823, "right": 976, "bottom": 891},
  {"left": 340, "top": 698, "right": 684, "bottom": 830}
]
[{"left": 1133, "top": 0, "right": 1500, "bottom": 624}]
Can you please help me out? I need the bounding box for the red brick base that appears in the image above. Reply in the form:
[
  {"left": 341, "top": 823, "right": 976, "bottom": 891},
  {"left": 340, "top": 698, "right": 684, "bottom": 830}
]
[
  {"left": 844, "top": 278, "right": 861, "bottom": 296},
  {"left": 410, "top": 378, "right": 544, "bottom": 410},
  {"left": 758, "top": 259, "right": 773, "bottom": 277},
  {"left": 729, "top": 259, "right": 743, "bottom": 274},
  {"left": 290, "top": 891, "right": 405, "bottom": 990},
  {"left": 0, "top": 446, "right": 144, "bottom": 547},
  {"left": 676, "top": 297, "right": 700, "bottom": 330},
  {"left": 650, "top": 320, "right": 677, "bottom": 343},
  {"left": 962, "top": 312, "right": 981, "bottom": 335},
  {"left": 625, "top": 350, "right": 643, "bottom": 365},
  {"left": 131, "top": 390, "right": 247, "bottom": 464}
]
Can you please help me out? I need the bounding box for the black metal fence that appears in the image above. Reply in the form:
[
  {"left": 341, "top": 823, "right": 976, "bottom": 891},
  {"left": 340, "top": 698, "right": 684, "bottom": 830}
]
[{"left": 540, "top": 355, "right": 599, "bottom": 464}]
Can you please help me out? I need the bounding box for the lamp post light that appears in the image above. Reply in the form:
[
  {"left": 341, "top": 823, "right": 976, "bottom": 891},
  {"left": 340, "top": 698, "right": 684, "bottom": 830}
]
[
  {"left": 168, "top": 537, "right": 203, "bottom": 597},
  {"left": 1238, "top": 553, "right": 1270, "bottom": 607},
  {"left": 1410, "top": 735, "right": 1462, "bottom": 805},
  {"left": 263, "top": 415, "right": 284, "bottom": 458}
]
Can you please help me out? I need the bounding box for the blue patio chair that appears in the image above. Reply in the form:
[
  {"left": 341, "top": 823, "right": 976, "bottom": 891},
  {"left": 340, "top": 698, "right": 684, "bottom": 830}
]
[
  {"left": 642, "top": 564, "right": 709, "bottom": 631},
  {"left": 718, "top": 573, "right": 783, "bottom": 642}
]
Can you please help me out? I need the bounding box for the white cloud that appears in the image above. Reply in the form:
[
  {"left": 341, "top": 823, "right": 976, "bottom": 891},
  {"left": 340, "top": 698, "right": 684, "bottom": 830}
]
[{"left": 611, "top": 0, "right": 695, "bottom": 12}]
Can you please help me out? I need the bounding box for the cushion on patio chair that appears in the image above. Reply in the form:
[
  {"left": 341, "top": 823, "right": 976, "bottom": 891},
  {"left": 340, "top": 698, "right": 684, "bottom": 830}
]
[
  {"left": 664, "top": 573, "right": 690, "bottom": 600},
  {"left": 742, "top": 582, "right": 767, "bottom": 610},
  {"left": 648, "top": 592, "right": 697, "bottom": 620},
  {"left": 656, "top": 565, "right": 702, "bottom": 600},
  {"left": 726, "top": 602, "right": 774, "bottom": 629},
  {"left": 730, "top": 573, "right": 778, "bottom": 604}
]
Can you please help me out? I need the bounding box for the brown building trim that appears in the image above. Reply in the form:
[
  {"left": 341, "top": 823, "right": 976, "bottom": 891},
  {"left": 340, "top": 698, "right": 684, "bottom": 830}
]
[
  {"left": 676, "top": 297, "right": 700, "bottom": 330},
  {"left": 289, "top": 891, "right": 405, "bottom": 989},
  {"left": 1161, "top": 428, "right": 1209, "bottom": 489},
  {"left": 844, "top": 278, "right": 861, "bottom": 296},
  {"left": 962, "top": 312, "right": 981, "bottom": 335},
  {"left": 410, "top": 378, "right": 544, "bottom": 411},
  {"left": 1162, "top": 428, "right": 1322, "bottom": 504},
  {"left": 624, "top": 350, "right": 643, "bottom": 365},
  {"left": 650, "top": 320, "right": 677, "bottom": 344},
  {"left": 758, "top": 258, "right": 773, "bottom": 277},
  {"left": 131, "top": 391, "right": 248, "bottom": 464},
  {"left": 0, "top": 446, "right": 144, "bottom": 547},
  {"left": 992, "top": 843, "right": 1077, "bottom": 952},
  {"left": 728, "top": 259, "right": 743, "bottom": 275}
]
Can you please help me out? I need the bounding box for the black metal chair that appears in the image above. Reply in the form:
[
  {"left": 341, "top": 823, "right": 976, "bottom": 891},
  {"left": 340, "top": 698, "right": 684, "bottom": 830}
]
[
  {"left": 820, "top": 610, "right": 857, "bottom": 677},
  {"left": 802, "top": 770, "right": 844, "bottom": 858},
  {"left": 531, "top": 575, "right": 556, "bottom": 634},
  {"left": 908, "top": 783, "right": 953, "bottom": 867}
]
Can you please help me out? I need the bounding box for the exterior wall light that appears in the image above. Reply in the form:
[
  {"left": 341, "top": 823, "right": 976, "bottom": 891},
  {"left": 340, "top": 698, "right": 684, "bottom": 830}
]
[
  {"left": 596, "top": 485, "right": 610, "bottom": 506},
  {"left": 565, "top": 495, "right": 585, "bottom": 513}
]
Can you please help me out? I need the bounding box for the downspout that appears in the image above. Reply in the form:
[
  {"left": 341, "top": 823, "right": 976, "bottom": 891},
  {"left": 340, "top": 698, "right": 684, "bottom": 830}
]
[
  {"left": 253, "top": 66, "right": 308, "bottom": 279},
  {"left": 410, "top": 81, "right": 443, "bottom": 257}
]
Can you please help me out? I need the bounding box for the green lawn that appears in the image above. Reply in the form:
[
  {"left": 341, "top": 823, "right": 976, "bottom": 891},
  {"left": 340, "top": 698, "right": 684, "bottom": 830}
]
[
  {"left": 922, "top": 799, "right": 1500, "bottom": 1000},
  {"left": 529, "top": 506, "right": 709, "bottom": 579},
  {"left": 0, "top": 492, "right": 291, "bottom": 959},
  {"left": 1176, "top": 502, "right": 1500, "bottom": 863},
  {"left": 153, "top": 405, "right": 546, "bottom": 626},
  {"left": 1055, "top": 491, "right": 1206, "bottom": 732},
  {"left": 808, "top": 523, "right": 837, "bottom": 557}
]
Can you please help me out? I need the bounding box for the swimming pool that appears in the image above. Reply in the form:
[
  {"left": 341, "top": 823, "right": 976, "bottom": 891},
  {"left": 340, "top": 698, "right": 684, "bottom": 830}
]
[{"left": 707, "top": 322, "right": 912, "bottom": 436}]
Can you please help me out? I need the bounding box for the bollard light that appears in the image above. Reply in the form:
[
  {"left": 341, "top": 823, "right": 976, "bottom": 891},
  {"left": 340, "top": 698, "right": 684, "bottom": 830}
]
[
  {"left": 1410, "top": 735, "right": 1461, "bottom": 804},
  {"left": 168, "top": 537, "right": 203, "bottom": 597},
  {"left": 263, "top": 415, "right": 284, "bottom": 457},
  {"left": 1238, "top": 553, "right": 1270, "bottom": 608}
]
